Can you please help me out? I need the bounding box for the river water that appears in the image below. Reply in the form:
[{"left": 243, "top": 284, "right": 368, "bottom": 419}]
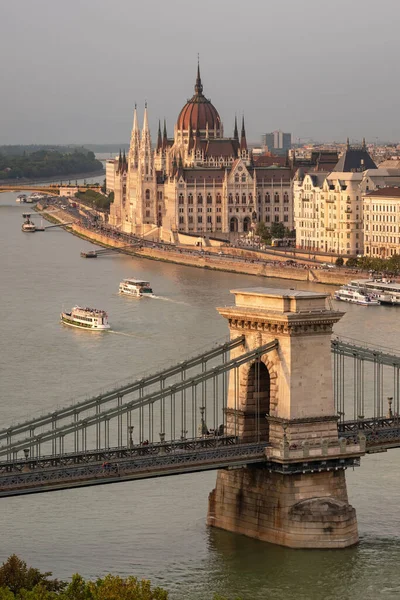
[{"left": 1, "top": 190, "right": 400, "bottom": 600}]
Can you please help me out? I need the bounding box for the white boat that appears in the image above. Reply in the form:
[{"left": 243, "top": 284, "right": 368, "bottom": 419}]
[
  {"left": 21, "top": 215, "right": 36, "bottom": 232},
  {"left": 28, "top": 192, "right": 46, "bottom": 201},
  {"left": 60, "top": 306, "right": 110, "bottom": 330},
  {"left": 119, "top": 278, "right": 154, "bottom": 297},
  {"left": 334, "top": 286, "right": 379, "bottom": 306},
  {"left": 350, "top": 279, "right": 400, "bottom": 305},
  {"left": 16, "top": 194, "right": 27, "bottom": 203}
]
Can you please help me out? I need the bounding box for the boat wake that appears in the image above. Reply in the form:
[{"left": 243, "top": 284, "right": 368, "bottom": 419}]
[
  {"left": 108, "top": 330, "right": 149, "bottom": 338},
  {"left": 150, "top": 295, "right": 190, "bottom": 306}
]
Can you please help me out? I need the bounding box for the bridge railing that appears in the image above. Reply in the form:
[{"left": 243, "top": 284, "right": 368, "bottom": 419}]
[{"left": 0, "top": 339, "right": 278, "bottom": 463}]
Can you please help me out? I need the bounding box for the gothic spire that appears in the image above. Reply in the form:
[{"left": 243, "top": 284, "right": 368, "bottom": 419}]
[
  {"left": 233, "top": 116, "right": 238, "bottom": 141},
  {"left": 162, "top": 119, "right": 168, "bottom": 150},
  {"left": 142, "top": 102, "right": 149, "bottom": 140},
  {"left": 240, "top": 115, "right": 247, "bottom": 151},
  {"left": 139, "top": 102, "right": 153, "bottom": 177},
  {"left": 195, "top": 57, "right": 203, "bottom": 95},
  {"left": 346, "top": 137, "right": 350, "bottom": 150},
  {"left": 156, "top": 120, "right": 162, "bottom": 152},
  {"left": 362, "top": 137, "right": 366, "bottom": 150},
  {"left": 129, "top": 104, "right": 140, "bottom": 168}
]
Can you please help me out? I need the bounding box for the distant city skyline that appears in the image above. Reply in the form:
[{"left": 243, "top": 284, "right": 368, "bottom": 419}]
[{"left": 2, "top": 0, "right": 400, "bottom": 144}]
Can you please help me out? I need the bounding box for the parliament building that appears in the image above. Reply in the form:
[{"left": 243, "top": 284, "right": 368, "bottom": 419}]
[{"left": 109, "top": 65, "right": 294, "bottom": 240}]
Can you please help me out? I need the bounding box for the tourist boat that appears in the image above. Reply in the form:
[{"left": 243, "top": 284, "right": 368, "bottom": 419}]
[
  {"left": 61, "top": 306, "right": 110, "bottom": 330},
  {"left": 80, "top": 250, "right": 97, "bottom": 258},
  {"left": 16, "top": 194, "right": 27, "bottom": 203},
  {"left": 119, "top": 278, "right": 154, "bottom": 297},
  {"left": 334, "top": 286, "right": 379, "bottom": 306},
  {"left": 27, "top": 192, "right": 46, "bottom": 202},
  {"left": 350, "top": 279, "right": 400, "bottom": 305},
  {"left": 21, "top": 215, "right": 36, "bottom": 232}
]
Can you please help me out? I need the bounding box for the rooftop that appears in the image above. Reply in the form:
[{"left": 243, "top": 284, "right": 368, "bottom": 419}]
[
  {"left": 230, "top": 287, "right": 328, "bottom": 298},
  {"left": 365, "top": 187, "right": 400, "bottom": 198}
]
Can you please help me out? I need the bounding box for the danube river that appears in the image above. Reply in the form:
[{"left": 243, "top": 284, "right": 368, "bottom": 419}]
[{"left": 1, "top": 192, "right": 400, "bottom": 600}]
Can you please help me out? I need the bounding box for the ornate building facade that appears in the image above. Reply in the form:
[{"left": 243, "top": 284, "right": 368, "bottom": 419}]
[
  {"left": 294, "top": 142, "right": 400, "bottom": 255},
  {"left": 109, "top": 65, "right": 294, "bottom": 239}
]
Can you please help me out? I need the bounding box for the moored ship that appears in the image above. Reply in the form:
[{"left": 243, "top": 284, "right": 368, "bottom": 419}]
[
  {"left": 21, "top": 214, "right": 36, "bottom": 232},
  {"left": 60, "top": 306, "right": 110, "bottom": 330},
  {"left": 16, "top": 194, "right": 27, "bottom": 203},
  {"left": 334, "top": 286, "right": 379, "bottom": 306},
  {"left": 119, "top": 278, "right": 154, "bottom": 297}
]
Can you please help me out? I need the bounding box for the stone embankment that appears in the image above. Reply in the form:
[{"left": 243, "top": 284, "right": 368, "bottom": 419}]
[{"left": 70, "top": 222, "right": 354, "bottom": 286}]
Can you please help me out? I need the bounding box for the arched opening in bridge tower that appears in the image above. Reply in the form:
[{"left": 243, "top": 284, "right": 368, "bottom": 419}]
[{"left": 243, "top": 361, "right": 271, "bottom": 442}]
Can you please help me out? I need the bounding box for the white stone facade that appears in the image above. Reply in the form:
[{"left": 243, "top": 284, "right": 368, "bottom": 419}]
[
  {"left": 363, "top": 188, "right": 400, "bottom": 257},
  {"left": 294, "top": 164, "right": 400, "bottom": 256},
  {"left": 108, "top": 69, "right": 294, "bottom": 239}
]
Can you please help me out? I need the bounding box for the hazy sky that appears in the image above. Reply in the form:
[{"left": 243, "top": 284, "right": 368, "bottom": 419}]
[{"left": 2, "top": 0, "right": 400, "bottom": 145}]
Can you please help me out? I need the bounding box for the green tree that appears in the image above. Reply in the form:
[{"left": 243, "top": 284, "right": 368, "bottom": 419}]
[
  {"left": 0, "top": 555, "right": 64, "bottom": 594},
  {"left": 346, "top": 257, "right": 358, "bottom": 267},
  {"left": 335, "top": 257, "right": 344, "bottom": 267},
  {"left": 255, "top": 222, "right": 270, "bottom": 244},
  {"left": 270, "top": 221, "right": 285, "bottom": 239}
]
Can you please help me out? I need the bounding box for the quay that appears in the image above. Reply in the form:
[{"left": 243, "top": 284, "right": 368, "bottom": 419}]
[{"left": 38, "top": 203, "right": 356, "bottom": 285}]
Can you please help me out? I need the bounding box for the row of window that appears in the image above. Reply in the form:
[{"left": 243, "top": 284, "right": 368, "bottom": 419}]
[
  {"left": 179, "top": 216, "right": 223, "bottom": 224},
  {"left": 177, "top": 192, "right": 290, "bottom": 205}
]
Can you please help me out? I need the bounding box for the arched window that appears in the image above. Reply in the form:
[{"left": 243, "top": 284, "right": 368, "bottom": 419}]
[
  {"left": 258, "top": 193, "right": 261, "bottom": 203},
  {"left": 241, "top": 174, "right": 246, "bottom": 183},
  {"left": 145, "top": 189, "right": 150, "bottom": 200},
  {"left": 178, "top": 193, "right": 184, "bottom": 205},
  {"left": 228, "top": 193, "right": 233, "bottom": 205},
  {"left": 274, "top": 192, "right": 280, "bottom": 203},
  {"left": 188, "top": 193, "right": 193, "bottom": 205},
  {"left": 283, "top": 192, "right": 289, "bottom": 203},
  {"left": 216, "top": 193, "right": 222, "bottom": 204},
  {"left": 242, "top": 194, "right": 246, "bottom": 204},
  {"left": 243, "top": 217, "right": 251, "bottom": 232},
  {"left": 235, "top": 193, "right": 240, "bottom": 204},
  {"left": 235, "top": 174, "right": 239, "bottom": 183},
  {"left": 249, "top": 193, "right": 253, "bottom": 204},
  {"left": 197, "top": 194, "right": 203, "bottom": 204},
  {"left": 207, "top": 194, "right": 212, "bottom": 204},
  {"left": 265, "top": 193, "right": 270, "bottom": 204}
]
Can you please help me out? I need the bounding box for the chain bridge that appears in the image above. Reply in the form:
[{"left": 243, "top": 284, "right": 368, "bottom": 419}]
[{"left": 1, "top": 287, "right": 400, "bottom": 548}]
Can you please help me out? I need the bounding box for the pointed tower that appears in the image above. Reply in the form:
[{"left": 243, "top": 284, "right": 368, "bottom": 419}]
[
  {"left": 139, "top": 102, "right": 153, "bottom": 179},
  {"left": 240, "top": 115, "right": 247, "bottom": 152},
  {"left": 233, "top": 116, "right": 239, "bottom": 141},
  {"left": 162, "top": 119, "right": 168, "bottom": 151},
  {"left": 156, "top": 120, "right": 162, "bottom": 153},
  {"left": 129, "top": 104, "right": 140, "bottom": 169}
]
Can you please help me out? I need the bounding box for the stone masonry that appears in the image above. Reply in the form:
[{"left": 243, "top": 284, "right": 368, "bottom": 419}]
[{"left": 207, "top": 287, "right": 362, "bottom": 548}]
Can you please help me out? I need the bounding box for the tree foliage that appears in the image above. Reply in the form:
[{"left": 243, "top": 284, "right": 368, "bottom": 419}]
[
  {"left": 0, "top": 149, "right": 103, "bottom": 180},
  {"left": 355, "top": 253, "right": 400, "bottom": 274},
  {"left": 335, "top": 257, "right": 344, "bottom": 267},
  {"left": 0, "top": 555, "right": 244, "bottom": 600},
  {"left": 0, "top": 555, "right": 64, "bottom": 595},
  {"left": 75, "top": 190, "right": 111, "bottom": 211}
]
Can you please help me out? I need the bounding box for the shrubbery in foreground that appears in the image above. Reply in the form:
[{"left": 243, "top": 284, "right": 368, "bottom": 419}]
[{"left": 0, "top": 556, "right": 241, "bottom": 600}]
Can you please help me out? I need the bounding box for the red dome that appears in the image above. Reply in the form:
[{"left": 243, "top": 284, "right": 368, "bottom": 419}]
[{"left": 176, "top": 66, "right": 221, "bottom": 132}]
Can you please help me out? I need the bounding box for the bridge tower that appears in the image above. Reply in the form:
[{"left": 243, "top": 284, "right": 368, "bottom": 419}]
[{"left": 207, "top": 287, "right": 363, "bottom": 548}]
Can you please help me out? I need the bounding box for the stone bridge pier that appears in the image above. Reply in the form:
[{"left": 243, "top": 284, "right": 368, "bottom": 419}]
[{"left": 207, "top": 287, "right": 362, "bottom": 548}]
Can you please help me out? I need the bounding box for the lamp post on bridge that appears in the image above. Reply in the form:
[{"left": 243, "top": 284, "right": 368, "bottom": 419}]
[{"left": 128, "top": 426, "right": 134, "bottom": 449}]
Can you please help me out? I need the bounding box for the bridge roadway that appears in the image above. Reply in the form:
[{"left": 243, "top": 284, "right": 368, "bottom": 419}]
[{"left": 0, "top": 415, "right": 399, "bottom": 497}]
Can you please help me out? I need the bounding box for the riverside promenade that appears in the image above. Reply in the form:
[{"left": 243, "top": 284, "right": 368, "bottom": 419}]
[{"left": 39, "top": 204, "right": 356, "bottom": 286}]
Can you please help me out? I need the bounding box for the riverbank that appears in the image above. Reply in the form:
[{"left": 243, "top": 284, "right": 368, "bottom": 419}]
[
  {"left": 0, "top": 169, "right": 104, "bottom": 187},
  {"left": 35, "top": 205, "right": 357, "bottom": 286}
]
